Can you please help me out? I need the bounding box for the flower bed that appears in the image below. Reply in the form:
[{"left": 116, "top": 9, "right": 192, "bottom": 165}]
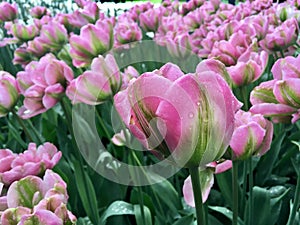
[{"left": 0, "top": 0, "right": 299, "bottom": 224}]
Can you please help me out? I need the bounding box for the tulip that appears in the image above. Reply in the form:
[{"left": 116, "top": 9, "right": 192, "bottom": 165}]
[
  {"left": 139, "top": 8, "right": 160, "bottom": 32},
  {"left": 183, "top": 160, "right": 232, "bottom": 206},
  {"left": 0, "top": 71, "right": 19, "bottom": 117},
  {"left": 27, "top": 38, "right": 50, "bottom": 58},
  {"left": 17, "top": 54, "right": 73, "bottom": 119},
  {"left": 18, "top": 210, "right": 64, "bottom": 225},
  {"left": 30, "top": 6, "right": 50, "bottom": 19},
  {"left": 229, "top": 110, "right": 273, "bottom": 160},
  {"left": 1, "top": 207, "right": 31, "bottom": 225},
  {"left": 38, "top": 21, "right": 68, "bottom": 51},
  {"left": 10, "top": 23, "right": 39, "bottom": 42},
  {"left": 0, "top": 149, "right": 16, "bottom": 173},
  {"left": 165, "top": 32, "right": 193, "bottom": 59},
  {"left": 271, "top": 55, "right": 300, "bottom": 80},
  {"left": 259, "top": 18, "right": 299, "bottom": 52},
  {"left": 66, "top": 54, "right": 121, "bottom": 105},
  {"left": 114, "top": 19, "right": 142, "bottom": 46},
  {"left": 0, "top": 2, "right": 18, "bottom": 22},
  {"left": 69, "top": 19, "right": 114, "bottom": 67},
  {"left": 114, "top": 63, "right": 241, "bottom": 168},
  {"left": 121, "top": 66, "right": 139, "bottom": 90},
  {"left": 13, "top": 46, "right": 33, "bottom": 67},
  {"left": 0, "top": 143, "right": 62, "bottom": 186}
]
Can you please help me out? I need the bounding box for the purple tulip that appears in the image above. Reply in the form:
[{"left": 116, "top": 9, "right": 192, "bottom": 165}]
[
  {"left": 229, "top": 110, "right": 273, "bottom": 160},
  {"left": 0, "top": 71, "right": 19, "bottom": 117},
  {"left": 114, "top": 63, "right": 241, "bottom": 168},
  {"left": 0, "top": 2, "right": 18, "bottom": 22},
  {"left": 66, "top": 54, "right": 121, "bottom": 105},
  {"left": 69, "top": 19, "right": 114, "bottom": 67}
]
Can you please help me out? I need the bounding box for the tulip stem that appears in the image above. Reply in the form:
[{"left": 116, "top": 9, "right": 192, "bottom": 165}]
[
  {"left": 232, "top": 161, "right": 239, "bottom": 225},
  {"left": 248, "top": 158, "right": 253, "bottom": 225},
  {"left": 12, "top": 110, "right": 34, "bottom": 143},
  {"left": 279, "top": 50, "right": 285, "bottom": 58},
  {"left": 189, "top": 167, "right": 206, "bottom": 225},
  {"left": 287, "top": 172, "right": 300, "bottom": 225}
]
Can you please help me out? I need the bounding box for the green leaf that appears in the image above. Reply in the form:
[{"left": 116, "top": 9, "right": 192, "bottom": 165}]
[
  {"left": 134, "top": 204, "right": 153, "bottom": 225},
  {"left": 207, "top": 214, "right": 223, "bottom": 225},
  {"left": 255, "top": 132, "right": 286, "bottom": 186},
  {"left": 73, "top": 160, "right": 100, "bottom": 225},
  {"left": 173, "top": 214, "right": 194, "bottom": 225},
  {"left": 100, "top": 201, "right": 135, "bottom": 224},
  {"left": 209, "top": 206, "right": 244, "bottom": 225}
]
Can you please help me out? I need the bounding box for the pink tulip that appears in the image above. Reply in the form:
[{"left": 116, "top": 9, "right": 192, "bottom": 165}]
[
  {"left": 114, "top": 19, "right": 142, "bottom": 46},
  {"left": 114, "top": 63, "right": 241, "bottom": 168},
  {"left": 121, "top": 66, "right": 139, "bottom": 90},
  {"left": 38, "top": 21, "right": 68, "bottom": 51},
  {"left": 0, "top": 71, "right": 19, "bottom": 117},
  {"left": 0, "top": 150, "right": 16, "bottom": 173},
  {"left": 17, "top": 54, "right": 73, "bottom": 119},
  {"left": 183, "top": 160, "right": 232, "bottom": 206},
  {"left": 75, "top": 0, "right": 92, "bottom": 8},
  {"left": 66, "top": 54, "right": 121, "bottom": 105},
  {"left": 18, "top": 210, "right": 63, "bottom": 225},
  {"left": 10, "top": 23, "right": 39, "bottom": 42},
  {"left": 139, "top": 8, "right": 160, "bottom": 32},
  {"left": 0, "top": 143, "right": 61, "bottom": 186},
  {"left": 0, "top": 2, "right": 18, "bottom": 22},
  {"left": 13, "top": 46, "right": 33, "bottom": 67},
  {"left": 27, "top": 38, "right": 49, "bottom": 58},
  {"left": 229, "top": 110, "right": 273, "bottom": 160},
  {"left": 69, "top": 19, "right": 114, "bottom": 67},
  {"left": 75, "top": 1, "right": 103, "bottom": 25},
  {"left": 260, "top": 18, "right": 299, "bottom": 52},
  {"left": 165, "top": 32, "right": 193, "bottom": 59},
  {"left": 271, "top": 55, "right": 300, "bottom": 80},
  {"left": 0, "top": 196, "right": 8, "bottom": 212},
  {"left": 30, "top": 6, "right": 50, "bottom": 19},
  {"left": 1, "top": 207, "right": 31, "bottom": 225}
]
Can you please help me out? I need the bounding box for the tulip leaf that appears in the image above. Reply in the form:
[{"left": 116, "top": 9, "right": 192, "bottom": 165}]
[
  {"left": 173, "top": 214, "right": 194, "bottom": 225},
  {"left": 134, "top": 204, "right": 152, "bottom": 225},
  {"left": 73, "top": 160, "right": 100, "bottom": 225},
  {"left": 99, "top": 200, "right": 135, "bottom": 224},
  {"left": 209, "top": 206, "right": 244, "bottom": 225},
  {"left": 255, "top": 132, "right": 286, "bottom": 186},
  {"left": 207, "top": 214, "right": 223, "bottom": 225}
]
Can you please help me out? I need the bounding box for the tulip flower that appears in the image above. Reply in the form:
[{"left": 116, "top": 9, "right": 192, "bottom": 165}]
[
  {"left": 165, "top": 32, "right": 193, "bottom": 59},
  {"left": 13, "top": 46, "right": 33, "bottom": 67},
  {"left": 0, "top": 2, "right": 18, "bottom": 22},
  {"left": 10, "top": 23, "right": 39, "bottom": 42},
  {"left": 259, "top": 18, "right": 299, "bottom": 52},
  {"left": 38, "top": 21, "right": 68, "bottom": 51},
  {"left": 27, "top": 38, "right": 50, "bottom": 58},
  {"left": 16, "top": 54, "right": 73, "bottom": 119},
  {"left": 183, "top": 160, "right": 232, "bottom": 206},
  {"left": 69, "top": 19, "right": 114, "bottom": 67},
  {"left": 66, "top": 54, "right": 121, "bottom": 105},
  {"left": 30, "top": 6, "right": 50, "bottom": 19},
  {"left": 229, "top": 110, "right": 273, "bottom": 160},
  {"left": 0, "top": 71, "right": 19, "bottom": 117},
  {"left": 271, "top": 55, "right": 300, "bottom": 80},
  {"left": 114, "top": 62, "right": 241, "bottom": 168},
  {"left": 114, "top": 19, "right": 142, "bottom": 46},
  {"left": 0, "top": 142, "right": 62, "bottom": 186},
  {"left": 139, "top": 8, "right": 160, "bottom": 32}
]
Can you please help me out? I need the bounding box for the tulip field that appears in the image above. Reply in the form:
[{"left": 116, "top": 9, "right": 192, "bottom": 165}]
[{"left": 0, "top": 0, "right": 300, "bottom": 224}]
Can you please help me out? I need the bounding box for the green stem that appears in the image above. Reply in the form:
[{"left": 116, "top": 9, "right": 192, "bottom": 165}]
[
  {"left": 287, "top": 173, "right": 300, "bottom": 225},
  {"left": 241, "top": 161, "right": 248, "bottom": 216},
  {"left": 137, "top": 184, "right": 146, "bottom": 225},
  {"left": 12, "top": 110, "right": 34, "bottom": 142},
  {"left": 279, "top": 50, "right": 285, "bottom": 58},
  {"left": 189, "top": 167, "right": 206, "bottom": 225},
  {"left": 232, "top": 161, "right": 239, "bottom": 225},
  {"left": 248, "top": 158, "right": 253, "bottom": 225},
  {"left": 239, "top": 87, "right": 249, "bottom": 111},
  {"left": 95, "top": 109, "right": 111, "bottom": 139}
]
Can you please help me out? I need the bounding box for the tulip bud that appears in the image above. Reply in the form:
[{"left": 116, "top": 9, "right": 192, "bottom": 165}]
[
  {"left": 165, "top": 32, "right": 193, "bottom": 59},
  {"left": 66, "top": 54, "right": 121, "bottom": 105},
  {"left": 69, "top": 19, "right": 114, "bottom": 67},
  {"left": 0, "top": 71, "right": 19, "bottom": 117},
  {"left": 1, "top": 207, "right": 31, "bottom": 225},
  {"left": 139, "top": 8, "right": 160, "bottom": 32},
  {"left": 0, "top": 2, "right": 18, "bottom": 22},
  {"left": 271, "top": 55, "right": 300, "bottom": 80},
  {"left": 13, "top": 46, "right": 33, "bottom": 67},
  {"left": 229, "top": 110, "right": 273, "bottom": 160}
]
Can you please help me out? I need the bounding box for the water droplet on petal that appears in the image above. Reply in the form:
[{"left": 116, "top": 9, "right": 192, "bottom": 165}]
[{"left": 188, "top": 112, "right": 194, "bottom": 118}]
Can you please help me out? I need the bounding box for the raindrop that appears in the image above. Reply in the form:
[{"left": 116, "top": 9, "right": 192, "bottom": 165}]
[{"left": 188, "top": 112, "right": 194, "bottom": 118}]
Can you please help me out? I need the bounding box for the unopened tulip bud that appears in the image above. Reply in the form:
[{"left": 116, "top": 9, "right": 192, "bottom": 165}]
[{"left": 0, "top": 2, "right": 18, "bottom": 22}]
